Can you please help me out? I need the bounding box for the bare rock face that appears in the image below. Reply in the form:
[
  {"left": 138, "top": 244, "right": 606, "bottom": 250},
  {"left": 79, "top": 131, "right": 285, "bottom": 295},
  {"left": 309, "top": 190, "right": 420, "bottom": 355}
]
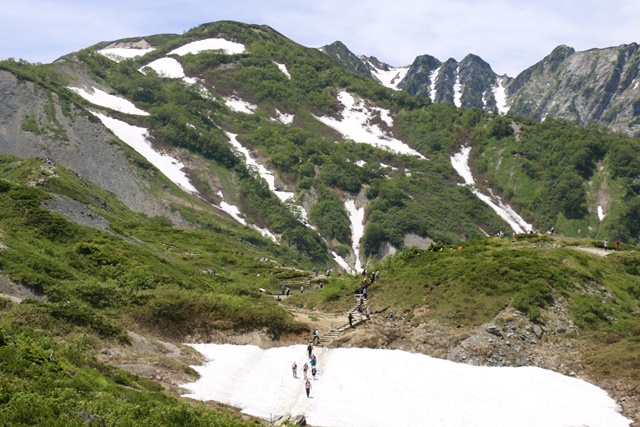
[
  {"left": 507, "top": 43, "right": 640, "bottom": 136},
  {"left": 0, "top": 70, "right": 186, "bottom": 224}
]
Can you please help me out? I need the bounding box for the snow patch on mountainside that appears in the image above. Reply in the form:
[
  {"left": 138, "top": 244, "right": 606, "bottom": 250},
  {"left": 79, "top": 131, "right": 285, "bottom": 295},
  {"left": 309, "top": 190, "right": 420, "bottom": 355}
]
[
  {"left": 453, "top": 68, "right": 462, "bottom": 108},
  {"left": 331, "top": 251, "right": 352, "bottom": 272},
  {"left": 345, "top": 199, "right": 364, "bottom": 273},
  {"left": 226, "top": 133, "right": 309, "bottom": 225},
  {"left": 493, "top": 77, "right": 509, "bottom": 114},
  {"left": 224, "top": 96, "right": 258, "bottom": 114},
  {"left": 429, "top": 68, "right": 439, "bottom": 102},
  {"left": 98, "top": 47, "right": 155, "bottom": 62},
  {"left": 69, "top": 87, "right": 149, "bottom": 116},
  {"left": 140, "top": 57, "right": 185, "bottom": 79},
  {"left": 315, "top": 91, "right": 426, "bottom": 159},
  {"left": 367, "top": 62, "right": 409, "bottom": 90},
  {"left": 274, "top": 62, "right": 291, "bottom": 79},
  {"left": 215, "top": 191, "right": 278, "bottom": 243},
  {"left": 598, "top": 205, "right": 606, "bottom": 222},
  {"left": 169, "top": 38, "right": 246, "bottom": 56},
  {"left": 91, "top": 112, "right": 198, "bottom": 194},
  {"left": 275, "top": 109, "right": 294, "bottom": 124},
  {"left": 451, "top": 146, "right": 531, "bottom": 234},
  {"left": 181, "top": 344, "right": 631, "bottom": 427}
]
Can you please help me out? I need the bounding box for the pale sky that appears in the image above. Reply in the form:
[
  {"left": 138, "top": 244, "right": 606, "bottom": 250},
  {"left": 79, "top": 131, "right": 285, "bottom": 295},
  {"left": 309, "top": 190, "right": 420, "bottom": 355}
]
[{"left": 2, "top": 0, "right": 640, "bottom": 77}]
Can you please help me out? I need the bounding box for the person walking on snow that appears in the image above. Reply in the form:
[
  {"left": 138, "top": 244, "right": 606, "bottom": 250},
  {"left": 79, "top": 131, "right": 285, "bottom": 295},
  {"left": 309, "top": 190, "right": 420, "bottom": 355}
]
[
  {"left": 292, "top": 362, "right": 298, "bottom": 378},
  {"left": 312, "top": 366, "right": 317, "bottom": 380},
  {"left": 303, "top": 362, "right": 309, "bottom": 379},
  {"left": 305, "top": 379, "right": 311, "bottom": 397},
  {"left": 310, "top": 354, "right": 317, "bottom": 370},
  {"left": 307, "top": 343, "right": 313, "bottom": 359}
]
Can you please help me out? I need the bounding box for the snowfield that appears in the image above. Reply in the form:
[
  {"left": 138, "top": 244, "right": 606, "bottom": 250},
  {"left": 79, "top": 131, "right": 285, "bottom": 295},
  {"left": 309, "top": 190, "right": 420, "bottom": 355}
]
[
  {"left": 91, "top": 112, "right": 198, "bottom": 194},
  {"left": 68, "top": 86, "right": 149, "bottom": 116},
  {"left": 140, "top": 57, "right": 185, "bottom": 78},
  {"left": 344, "top": 199, "right": 364, "bottom": 273},
  {"left": 223, "top": 96, "right": 258, "bottom": 114},
  {"left": 181, "top": 344, "right": 631, "bottom": 427},
  {"left": 451, "top": 146, "right": 532, "bottom": 234},
  {"left": 97, "top": 47, "right": 155, "bottom": 62},
  {"left": 169, "top": 38, "right": 246, "bottom": 56},
  {"left": 315, "top": 91, "right": 426, "bottom": 159}
]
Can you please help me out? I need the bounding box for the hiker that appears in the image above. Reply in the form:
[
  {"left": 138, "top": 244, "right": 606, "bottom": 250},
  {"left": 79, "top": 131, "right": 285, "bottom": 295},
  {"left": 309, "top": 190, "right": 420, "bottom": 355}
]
[
  {"left": 363, "top": 287, "right": 368, "bottom": 299},
  {"left": 365, "top": 305, "right": 371, "bottom": 319},
  {"left": 312, "top": 366, "right": 317, "bottom": 380},
  {"left": 348, "top": 312, "right": 354, "bottom": 328},
  {"left": 285, "top": 286, "right": 291, "bottom": 296},
  {"left": 604, "top": 239, "right": 609, "bottom": 250},
  {"left": 310, "top": 354, "right": 317, "bottom": 369},
  {"left": 616, "top": 240, "right": 620, "bottom": 251},
  {"left": 313, "top": 328, "right": 320, "bottom": 344},
  {"left": 301, "top": 285, "right": 305, "bottom": 293},
  {"left": 292, "top": 362, "right": 298, "bottom": 378},
  {"left": 307, "top": 343, "right": 313, "bottom": 359},
  {"left": 305, "top": 379, "right": 311, "bottom": 397},
  {"left": 388, "top": 312, "right": 394, "bottom": 321},
  {"left": 303, "top": 362, "right": 309, "bottom": 379}
]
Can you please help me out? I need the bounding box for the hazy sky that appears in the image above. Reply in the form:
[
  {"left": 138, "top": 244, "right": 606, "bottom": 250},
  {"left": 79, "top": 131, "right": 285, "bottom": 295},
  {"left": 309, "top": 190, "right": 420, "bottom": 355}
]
[{"left": 2, "top": 0, "right": 640, "bottom": 76}]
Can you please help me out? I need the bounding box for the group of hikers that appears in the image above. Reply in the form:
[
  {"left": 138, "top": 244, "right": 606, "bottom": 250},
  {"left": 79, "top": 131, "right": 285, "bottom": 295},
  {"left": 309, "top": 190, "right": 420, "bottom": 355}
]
[{"left": 292, "top": 342, "right": 320, "bottom": 398}]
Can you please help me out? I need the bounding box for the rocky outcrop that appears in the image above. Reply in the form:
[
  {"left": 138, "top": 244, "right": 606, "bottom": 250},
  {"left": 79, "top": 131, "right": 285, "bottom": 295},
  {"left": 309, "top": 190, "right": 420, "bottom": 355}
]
[{"left": 323, "top": 41, "right": 640, "bottom": 135}]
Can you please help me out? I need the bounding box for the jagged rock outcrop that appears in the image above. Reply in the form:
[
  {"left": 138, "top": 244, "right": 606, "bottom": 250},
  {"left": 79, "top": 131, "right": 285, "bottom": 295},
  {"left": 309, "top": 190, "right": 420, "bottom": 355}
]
[
  {"left": 319, "top": 41, "right": 374, "bottom": 80},
  {"left": 321, "top": 41, "right": 640, "bottom": 135},
  {"left": 507, "top": 43, "right": 640, "bottom": 135}
]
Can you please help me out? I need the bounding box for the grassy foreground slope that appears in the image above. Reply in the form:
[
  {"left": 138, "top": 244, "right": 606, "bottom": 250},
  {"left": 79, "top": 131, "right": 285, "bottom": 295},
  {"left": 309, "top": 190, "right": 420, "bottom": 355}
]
[{"left": 0, "top": 155, "right": 314, "bottom": 425}]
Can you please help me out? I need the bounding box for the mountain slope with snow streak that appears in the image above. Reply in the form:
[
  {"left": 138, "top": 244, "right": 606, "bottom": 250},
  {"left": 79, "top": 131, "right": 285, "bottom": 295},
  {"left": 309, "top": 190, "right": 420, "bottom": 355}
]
[
  {"left": 451, "top": 146, "right": 531, "bottom": 234},
  {"left": 91, "top": 112, "right": 198, "bottom": 194},
  {"left": 181, "top": 344, "right": 631, "bottom": 427},
  {"left": 69, "top": 86, "right": 149, "bottom": 116},
  {"left": 315, "top": 91, "right": 426, "bottom": 159},
  {"left": 344, "top": 199, "right": 364, "bottom": 273}
]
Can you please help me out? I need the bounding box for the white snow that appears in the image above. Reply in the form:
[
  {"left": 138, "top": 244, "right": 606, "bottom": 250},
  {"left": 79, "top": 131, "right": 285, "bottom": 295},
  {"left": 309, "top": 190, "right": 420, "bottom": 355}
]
[
  {"left": 344, "top": 199, "right": 365, "bottom": 273},
  {"left": 315, "top": 91, "right": 426, "bottom": 159},
  {"left": 226, "top": 133, "right": 293, "bottom": 203},
  {"left": 331, "top": 251, "right": 352, "bottom": 273},
  {"left": 226, "top": 132, "right": 309, "bottom": 225},
  {"left": 354, "top": 160, "right": 366, "bottom": 167},
  {"left": 97, "top": 47, "right": 155, "bottom": 62},
  {"left": 429, "top": 68, "right": 439, "bottom": 102},
  {"left": 380, "top": 162, "right": 398, "bottom": 171},
  {"left": 368, "top": 63, "right": 409, "bottom": 90},
  {"left": 140, "top": 57, "right": 185, "bottom": 79},
  {"left": 224, "top": 96, "right": 258, "bottom": 114},
  {"left": 275, "top": 109, "right": 294, "bottom": 124},
  {"left": 453, "top": 67, "right": 462, "bottom": 108},
  {"left": 68, "top": 86, "right": 149, "bottom": 116},
  {"left": 169, "top": 38, "right": 246, "bottom": 56},
  {"left": 493, "top": 76, "right": 509, "bottom": 115},
  {"left": 451, "top": 146, "right": 532, "bottom": 234},
  {"left": 598, "top": 205, "right": 606, "bottom": 222},
  {"left": 216, "top": 191, "right": 278, "bottom": 243},
  {"left": 181, "top": 344, "right": 631, "bottom": 427},
  {"left": 91, "top": 112, "right": 198, "bottom": 194},
  {"left": 274, "top": 62, "right": 291, "bottom": 79}
]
